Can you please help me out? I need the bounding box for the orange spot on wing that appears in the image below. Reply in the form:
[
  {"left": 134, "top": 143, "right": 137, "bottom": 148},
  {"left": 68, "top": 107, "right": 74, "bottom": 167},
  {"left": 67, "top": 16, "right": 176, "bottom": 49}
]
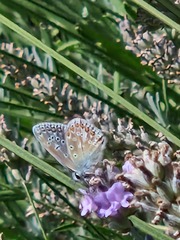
[
  {"left": 70, "top": 126, "right": 75, "bottom": 132},
  {"left": 75, "top": 122, "right": 79, "bottom": 127},
  {"left": 90, "top": 130, "right": 95, "bottom": 136},
  {"left": 85, "top": 126, "right": 89, "bottom": 132}
]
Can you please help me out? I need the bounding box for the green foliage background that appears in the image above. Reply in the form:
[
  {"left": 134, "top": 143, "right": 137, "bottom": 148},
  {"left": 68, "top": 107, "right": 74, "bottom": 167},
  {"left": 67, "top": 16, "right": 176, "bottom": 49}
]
[{"left": 0, "top": 0, "right": 179, "bottom": 239}]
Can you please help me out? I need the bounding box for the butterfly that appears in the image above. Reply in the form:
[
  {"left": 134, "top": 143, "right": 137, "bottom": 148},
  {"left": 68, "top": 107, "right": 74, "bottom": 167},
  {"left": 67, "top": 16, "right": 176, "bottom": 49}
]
[{"left": 32, "top": 118, "right": 106, "bottom": 179}]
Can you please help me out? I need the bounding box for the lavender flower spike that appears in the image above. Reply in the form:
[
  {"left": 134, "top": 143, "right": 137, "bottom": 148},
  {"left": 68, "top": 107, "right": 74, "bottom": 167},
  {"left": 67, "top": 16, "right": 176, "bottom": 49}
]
[{"left": 79, "top": 182, "right": 133, "bottom": 218}]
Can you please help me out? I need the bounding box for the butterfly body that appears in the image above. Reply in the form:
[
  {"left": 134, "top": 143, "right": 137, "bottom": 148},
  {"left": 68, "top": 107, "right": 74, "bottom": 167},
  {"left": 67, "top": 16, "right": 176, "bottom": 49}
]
[{"left": 33, "top": 118, "right": 106, "bottom": 177}]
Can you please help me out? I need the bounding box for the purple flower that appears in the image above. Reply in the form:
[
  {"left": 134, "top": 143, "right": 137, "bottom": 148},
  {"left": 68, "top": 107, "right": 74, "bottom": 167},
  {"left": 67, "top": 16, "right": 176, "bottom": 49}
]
[
  {"left": 122, "top": 161, "right": 135, "bottom": 173},
  {"left": 79, "top": 195, "right": 98, "bottom": 216},
  {"left": 79, "top": 182, "right": 133, "bottom": 218}
]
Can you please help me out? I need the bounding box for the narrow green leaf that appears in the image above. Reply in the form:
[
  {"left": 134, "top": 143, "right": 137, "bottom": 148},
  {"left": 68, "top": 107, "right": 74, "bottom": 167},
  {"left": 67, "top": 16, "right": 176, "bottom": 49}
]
[
  {"left": 0, "top": 100, "right": 56, "bottom": 116},
  {"left": 22, "top": 180, "right": 48, "bottom": 240},
  {"left": 156, "top": 0, "right": 180, "bottom": 19},
  {"left": 0, "top": 190, "right": 25, "bottom": 201},
  {"left": 53, "top": 222, "right": 77, "bottom": 232},
  {"left": 129, "top": 216, "right": 174, "bottom": 240},
  {"left": 132, "top": 0, "right": 180, "bottom": 32}
]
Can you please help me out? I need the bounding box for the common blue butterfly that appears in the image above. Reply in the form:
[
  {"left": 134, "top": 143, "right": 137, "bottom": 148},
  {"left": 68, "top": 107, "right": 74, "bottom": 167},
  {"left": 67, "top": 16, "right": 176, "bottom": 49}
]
[{"left": 33, "top": 118, "right": 106, "bottom": 178}]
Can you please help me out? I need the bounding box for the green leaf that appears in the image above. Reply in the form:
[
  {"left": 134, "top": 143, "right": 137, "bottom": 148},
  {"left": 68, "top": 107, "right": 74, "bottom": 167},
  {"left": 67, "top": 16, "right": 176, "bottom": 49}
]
[
  {"left": 131, "top": 0, "right": 180, "bottom": 32},
  {"left": 22, "top": 180, "right": 48, "bottom": 240},
  {"left": 129, "top": 216, "right": 174, "bottom": 240}
]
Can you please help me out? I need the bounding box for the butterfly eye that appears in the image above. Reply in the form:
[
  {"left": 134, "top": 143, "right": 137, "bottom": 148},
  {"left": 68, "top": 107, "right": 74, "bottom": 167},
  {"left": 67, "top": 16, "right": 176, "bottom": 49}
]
[
  {"left": 75, "top": 173, "right": 81, "bottom": 180},
  {"left": 72, "top": 172, "right": 81, "bottom": 181}
]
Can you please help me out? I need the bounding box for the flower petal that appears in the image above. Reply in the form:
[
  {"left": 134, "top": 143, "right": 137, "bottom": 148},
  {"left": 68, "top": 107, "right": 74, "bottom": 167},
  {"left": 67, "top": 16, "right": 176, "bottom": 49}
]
[
  {"left": 79, "top": 195, "right": 97, "bottom": 216},
  {"left": 106, "top": 182, "right": 124, "bottom": 202},
  {"left": 121, "top": 192, "right": 133, "bottom": 208}
]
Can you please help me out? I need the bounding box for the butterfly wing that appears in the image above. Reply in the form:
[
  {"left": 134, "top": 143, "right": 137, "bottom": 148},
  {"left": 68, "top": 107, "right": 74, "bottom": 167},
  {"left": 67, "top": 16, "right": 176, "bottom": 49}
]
[
  {"left": 65, "top": 118, "right": 106, "bottom": 174},
  {"left": 33, "top": 122, "right": 76, "bottom": 171}
]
